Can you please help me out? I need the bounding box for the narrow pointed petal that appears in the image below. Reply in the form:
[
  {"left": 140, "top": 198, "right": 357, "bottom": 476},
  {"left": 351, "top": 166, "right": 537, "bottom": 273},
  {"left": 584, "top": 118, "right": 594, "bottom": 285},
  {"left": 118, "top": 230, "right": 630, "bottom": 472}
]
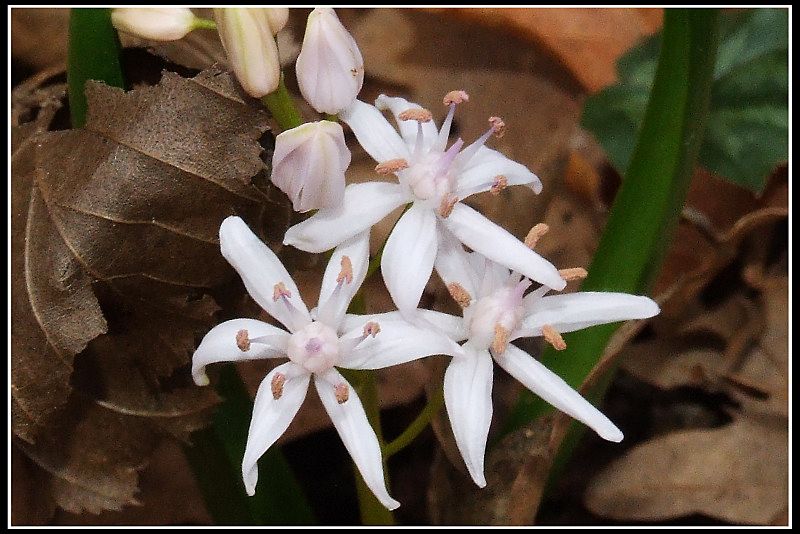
[
  {"left": 374, "top": 94, "right": 439, "bottom": 153},
  {"left": 341, "top": 310, "right": 466, "bottom": 342},
  {"left": 443, "top": 347, "right": 494, "bottom": 487},
  {"left": 495, "top": 345, "right": 623, "bottom": 442},
  {"left": 381, "top": 203, "right": 438, "bottom": 313},
  {"left": 315, "top": 370, "right": 400, "bottom": 510},
  {"left": 191, "top": 319, "right": 289, "bottom": 386},
  {"left": 340, "top": 99, "right": 410, "bottom": 163},
  {"left": 454, "top": 146, "right": 542, "bottom": 198},
  {"left": 220, "top": 217, "right": 311, "bottom": 332},
  {"left": 434, "top": 226, "right": 480, "bottom": 300},
  {"left": 517, "top": 292, "right": 660, "bottom": 338},
  {"left": 284, "top": 182, "right": 408, "bottom": 253},
  {"left": 443, "top": 203, "right": 566, "bottom": 291},
  {"left": 242, "top": 363, "right": 310, "bottom": 495},
  {"left": 317, "top": 230, "right": 370, "bottom": 328}
]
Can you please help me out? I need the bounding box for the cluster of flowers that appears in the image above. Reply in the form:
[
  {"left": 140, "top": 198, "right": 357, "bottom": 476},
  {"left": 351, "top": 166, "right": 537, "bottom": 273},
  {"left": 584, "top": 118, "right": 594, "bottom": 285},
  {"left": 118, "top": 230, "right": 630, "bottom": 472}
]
[{"left": 113, "top": 8, "right": 659, "bottom": 511}]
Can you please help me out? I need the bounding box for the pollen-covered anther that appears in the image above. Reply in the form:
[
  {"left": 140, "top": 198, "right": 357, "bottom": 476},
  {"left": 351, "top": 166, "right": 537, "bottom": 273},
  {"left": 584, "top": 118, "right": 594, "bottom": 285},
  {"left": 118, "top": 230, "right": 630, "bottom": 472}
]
[
  {"left": 438, "top": 194, "right": 458, "bottom": 218},
  {"left": 375, "top": 158, "right": 409, "bottom": 174},
  {"left": 559, "top": 267, "right": 588, "bottom": 281},
  {"left": 524, "top": 223, "right": 550, "bottom": 249},
  {"left": 398, "top": 108, "right": 433, "bottom": 123},
  {"left": 491, "top": 324, "right": 510, "bottom": 355},
  {"left": 363, "top": 321, "right": 381, "bottom": 337},
  {"left": 447, "top": 282, "right": 472, "bottom": 309},
  {"left": 488, "top": 116, "right": 506, "bottom": 138},
  {"left": 236, "top": 329, "right": 251, "bottom": 352},
  {"left": 542, "top": 324, "right": 567, "bottom": 351},
  {"left": 271, "top": 372, "right": 286, "bottom": 399},
  {"left": 443, "top": 90, "right": 469, "bottom": 105},
  {"left": 272, "top": 281, "right": 292, "bottom": 301},
  {"left": 490, "top": 175, "right": 508, "bottom": 195},
  {"left": 337, "top": 255, "right": 353, "bottom": 284},
  {"left": 334, "top": 383, "right": 350, "bottom": 404}
]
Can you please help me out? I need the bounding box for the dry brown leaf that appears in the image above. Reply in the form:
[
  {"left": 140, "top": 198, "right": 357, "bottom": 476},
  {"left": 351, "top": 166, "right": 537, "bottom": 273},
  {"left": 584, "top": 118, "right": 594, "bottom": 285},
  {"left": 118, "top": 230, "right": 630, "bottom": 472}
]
[{"left": 11, "top": 8, "right": 69, "bottom": 70}]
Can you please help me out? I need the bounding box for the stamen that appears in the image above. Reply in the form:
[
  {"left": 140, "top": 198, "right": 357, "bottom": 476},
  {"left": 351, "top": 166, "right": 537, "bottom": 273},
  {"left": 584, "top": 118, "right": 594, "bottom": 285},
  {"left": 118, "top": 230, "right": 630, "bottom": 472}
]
[
  {"left": 334, "top": 383, "right": 350, "bottom": 404},
  {"left": 272, "top": 282, "right": 292, "bottom": 301},
  {"left": 271, "top": 372, "right": 286, "bottom": 399},
  {"left": 490, "top": 175, "right": 508, "bottom": 195},
  {"left": 435, "top": 138, "right": 464, "bottom": 178},
  {"left": 447, "top": 282, "right": 472, "bottom": 308},
  {"left": 491, "top": 325, "right": 510, "bottom": 355},
  {"left": 524, "top": 223, "right": 550, "bottom": 249},
  {"left": 455, "top": 118, "right": 504, "bottom": 166},
  {"left": 542, "top": 325, "right": 566, "bottom": 351},
  {"left": 337, "top": 256, "right": 353, "bottom": 285},
  {"left": 236, "top": 329, "right": 251, "bottom": 352},
  {"left": 559, "top": 267, "right": 588, "bottom": 281},
  {"left": 398, "top": 108, "right": 433, "bottom": 123},
  {"left": 438, "top": 194, "right": 458, "bottom": 218},
  {"left": 363, "top": 321, "right": 381, "bottom": 337},
  {"left": 443, "top": 90, "right": 469, "bottom": 105},
  {"left": 488, "top": 116, "right": 506, "bottom": 138},
  {"left": 375, "top": 158, "right": 409, "bottom": 175}
]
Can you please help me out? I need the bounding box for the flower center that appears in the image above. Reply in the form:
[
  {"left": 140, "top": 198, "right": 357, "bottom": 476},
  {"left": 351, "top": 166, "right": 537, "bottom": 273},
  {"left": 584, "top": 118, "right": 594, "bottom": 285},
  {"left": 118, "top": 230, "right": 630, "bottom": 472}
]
[
  {"left": 405, "top": 151, "right": 457, "bottom": 203},
  {"left": 287, "top": 321, "right": 339, "bottom": 373},
  {"left": 465, "top": 280, "right": 530, "bottom": 352}
]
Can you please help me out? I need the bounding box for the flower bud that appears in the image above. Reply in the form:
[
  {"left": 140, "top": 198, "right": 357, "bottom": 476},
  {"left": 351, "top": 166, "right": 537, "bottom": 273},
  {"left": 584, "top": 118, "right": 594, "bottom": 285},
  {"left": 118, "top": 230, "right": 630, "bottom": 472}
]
[
  {"left": 264, "top": 8, "right": 289, "bottom": 35},
  {"left": 111, "top": 8, "right": 198, "bottom": 41},
  {"left": 271, "top": 121, "right": 351, "bottom": 212},
  {"left": 296, "top": 8, "right": 364, "bottom": 115},
  {"left": 215, "top": 8, "right": 281, "bottom": 98}
]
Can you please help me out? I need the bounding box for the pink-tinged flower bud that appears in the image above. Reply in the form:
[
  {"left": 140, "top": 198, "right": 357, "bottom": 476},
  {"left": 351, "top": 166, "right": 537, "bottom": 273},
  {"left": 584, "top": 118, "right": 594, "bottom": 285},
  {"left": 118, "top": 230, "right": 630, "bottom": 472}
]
[
  {"left": 295, "top": 8, "right": 364, "bottom": 115},
  {"left": 215, "top": 8, "right": 281, "bottom": 98},
  {"left": 271, "top": 121, "right": 351, "bottom": 212},
  {"left": 264, "top": 8, "right": 289, "bottom": 34},
  {"left": 111, "top": 8, "right": 199, "bottom": 41}
]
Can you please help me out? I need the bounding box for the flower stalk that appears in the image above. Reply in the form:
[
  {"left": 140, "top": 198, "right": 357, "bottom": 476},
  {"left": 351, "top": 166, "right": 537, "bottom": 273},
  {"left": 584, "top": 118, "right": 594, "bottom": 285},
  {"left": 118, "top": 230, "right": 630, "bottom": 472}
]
[{"left": 262, "top": 75, "right": 304, "bottom": 130}]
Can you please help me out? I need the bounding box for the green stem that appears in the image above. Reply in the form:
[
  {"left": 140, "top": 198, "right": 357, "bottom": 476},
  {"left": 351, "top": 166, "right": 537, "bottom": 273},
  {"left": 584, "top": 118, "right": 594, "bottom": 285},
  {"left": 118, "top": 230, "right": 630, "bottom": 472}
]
[
  {"left": 67, "top": 8, "right": 125, "bottom": 128},
  {"left": 383, "top": 385, "right": 444, "bottom": 458},
  {"left": 325, "top": 113, "right": 339, "bottom": 122},
  {"left": 261, "top": 75, "right": 304, "bottom": 131},
  {"left": 192, "top": 17, "right": 217, "bottom": 30}
]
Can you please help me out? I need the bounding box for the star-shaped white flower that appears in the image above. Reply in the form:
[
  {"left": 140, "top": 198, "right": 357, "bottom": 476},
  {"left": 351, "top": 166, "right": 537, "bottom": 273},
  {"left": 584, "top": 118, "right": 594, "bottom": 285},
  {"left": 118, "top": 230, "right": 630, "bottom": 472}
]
[
  {"left": 344, "top": 235, "right": 660, "bottom": 487},
  {"left": 192, "top": 216, "right": 463, "bottom": 510},
  {"left": 284, "top": 91, "right": 566, "bottom": 315}
]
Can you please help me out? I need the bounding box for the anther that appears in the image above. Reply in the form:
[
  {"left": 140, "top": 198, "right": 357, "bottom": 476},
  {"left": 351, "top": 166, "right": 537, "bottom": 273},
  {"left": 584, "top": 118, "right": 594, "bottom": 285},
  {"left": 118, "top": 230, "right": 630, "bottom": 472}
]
[
  {"left": 273, "top": 282, "right": 292, "bottom": 301},
  {"left": 236, "top": 329, "right": 251, "bottom": 352},
  {"left": 438, "top": 194, "right": 458, "bottom": 218},
  {"left": 524, "top": 223, "right": 549, "bottom": 249},
  {"left": 375, "top": 158, "right": 409, "bottom": 175},
  {"left": 334, "top": 383, "right": 350, "bottom": 404},
  {"left": 443, "top": 90, "right": 469, "bottom": 106},
  {"left": 492, "top": 325, "right": 510, "bottom": 355},
  {"left": 363, "top": 321, "right": 381, "bottom": 337},
  {"left": 271, "top": 372, "right": 286, "bottom": 399},
  {"left": 542, "top": 325, "right": 567, "bottom": 351},
  {"left": 337, "top": 256, "right": 353, "bottom": 285},
  {"left": 398, "top": 108, "right": 433, "bottom": 123},
  {"left": 490, "top": 175, "right": 508, "bottom": 195},
  {"left": 488, "top": 116, "right": 506, "bottom": 138},
  {"left": 447, "top": 282, "right": 472, "bottom": 309},
  {"left": 559, "top": 267, "right": 588, "bottom": 282}
]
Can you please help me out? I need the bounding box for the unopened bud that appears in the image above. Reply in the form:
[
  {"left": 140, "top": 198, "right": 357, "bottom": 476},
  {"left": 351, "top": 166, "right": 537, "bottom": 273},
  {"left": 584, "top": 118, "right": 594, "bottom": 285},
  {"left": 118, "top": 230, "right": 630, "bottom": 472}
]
[
  {"left": 263, "top": 8, "right": 289, "bottom": 34},
  {"left": 271, "top": 121, "right": 351, "bottom": 212},
  {"left": 296, "top": 8, "right": 364, "bottom": 114},
  {"left": 111, "top": 8, "right": 199, "bottom": 41}
]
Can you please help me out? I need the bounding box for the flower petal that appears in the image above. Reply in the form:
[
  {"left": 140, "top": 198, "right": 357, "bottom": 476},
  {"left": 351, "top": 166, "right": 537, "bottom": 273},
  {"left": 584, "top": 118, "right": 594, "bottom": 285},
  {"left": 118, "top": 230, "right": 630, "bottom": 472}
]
[
  {"left": 317, "top": 230, "right": 370, "bottom": 329},
  {"left": 220, "top": 217, "right": 311, "bottom": 332},
  {"left": 442, "top": 203, "right": 566, "bottom": 291},
  {"left": 242, "top": 362, "right": 310, "bottom": 495},
  {"left": 455, "top": 146, "right": 542, "bottom": 199},
  {"left": 374, "top": 94, "right": 439, "bottom": 153},
  {"left": 443, "top": 346, "right": 494, "bottom": 487},
  {"left": 495, "top": 344, "right": 623, "bottom": 442},
  {"left": 434, "top": 226, "right": 480, "bottom": 300},
  {"left": 381, "top": 203, "right": 438, "bottom": 313},
  {"left": 191, "top": 319, "right": 289, "bottom": 386},
  {"left": 284, "top": 182, "right": 408, "bottom": 253},
  {"left": 340, "top": 99, "right": 410, "bottom": 163},
  {"left": 517, "top": 292, "right": 660, "bottom": 338},
  {"left": 315, "top": 369, "right": 400, "bottom": 510},
  {"left": 341, "top": 310, "right": 466, "bottom": 342}
]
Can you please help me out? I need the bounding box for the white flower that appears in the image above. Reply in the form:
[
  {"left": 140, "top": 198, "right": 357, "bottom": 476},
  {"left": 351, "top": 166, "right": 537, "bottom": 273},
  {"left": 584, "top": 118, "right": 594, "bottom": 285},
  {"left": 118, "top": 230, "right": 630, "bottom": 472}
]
[
  {"left": 215, "top": 8, "right": 281, "bottom": 98},
  {"left": 271, "top": 120, "right": 350, "bottom": 212},
  {"left": 192, "top": 216, "right": 462, "bottom": 509},
  {"left": 345, "top": 239, "right": 660, "bottom": 487},
  {"left": 263, "top": 8, "right": 289, "bottom": 34},
  {"left": 284, "top": 91, "right": 566, "bottom": 314},
  {"left": 111, "top": 8, "right": 199, "bottom": 41},
  {"left": 295, "top": 8, "right": 364, "bottom": 114}
]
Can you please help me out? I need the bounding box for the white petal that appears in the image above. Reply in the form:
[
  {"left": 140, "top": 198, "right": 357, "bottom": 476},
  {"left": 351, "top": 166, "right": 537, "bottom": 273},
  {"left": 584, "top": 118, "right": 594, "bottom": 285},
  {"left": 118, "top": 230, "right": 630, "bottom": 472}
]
[
  {"left": 284, "top": 182, "right": 408, "bottom": 253},
  {"left": 381, "top": 203, "right": 438, "bottom": 313},
  {"left": 374, "top": 94, "right": 439, "bottom": 153},
  {"left": 340, "top": 99, "right": 410, "bottom": 163},
  {"left": 242, "top": 362, "right": 310, "bottom": 495},
  {"left": 341, "top": 310, "right": 466, "bottom": 342},
  {"left": 469, "top": 252, "right": 513, "bottom": 299},
  {"left": 315, "top": 369, "right": 400, "bottom": 510},
  {"left": 495, "top": 344, "right": 623, "bottom": 442},
  {"left": 220, "top": 217, "right": 311, "bottom": 332},
  {"left": 517, "top": 292, "right": 660, "bottom": 338},
  {"left": 443, "top": 346, "right": 494, "bottom": 487},
  {"left": 455, "top": 146, "right": 542, "bottom": 199},
  {"left": 317, "top": 230, "right": 370, "bottom": 328},
  {"left": 191, "top": 319, "right": 289, "bottom": 386},
  {"left": 443, "top": 203, "right": 566, "bottom": 291},
  {"left": 434, "top": 226, "right": 480, "bottom": 300}
]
